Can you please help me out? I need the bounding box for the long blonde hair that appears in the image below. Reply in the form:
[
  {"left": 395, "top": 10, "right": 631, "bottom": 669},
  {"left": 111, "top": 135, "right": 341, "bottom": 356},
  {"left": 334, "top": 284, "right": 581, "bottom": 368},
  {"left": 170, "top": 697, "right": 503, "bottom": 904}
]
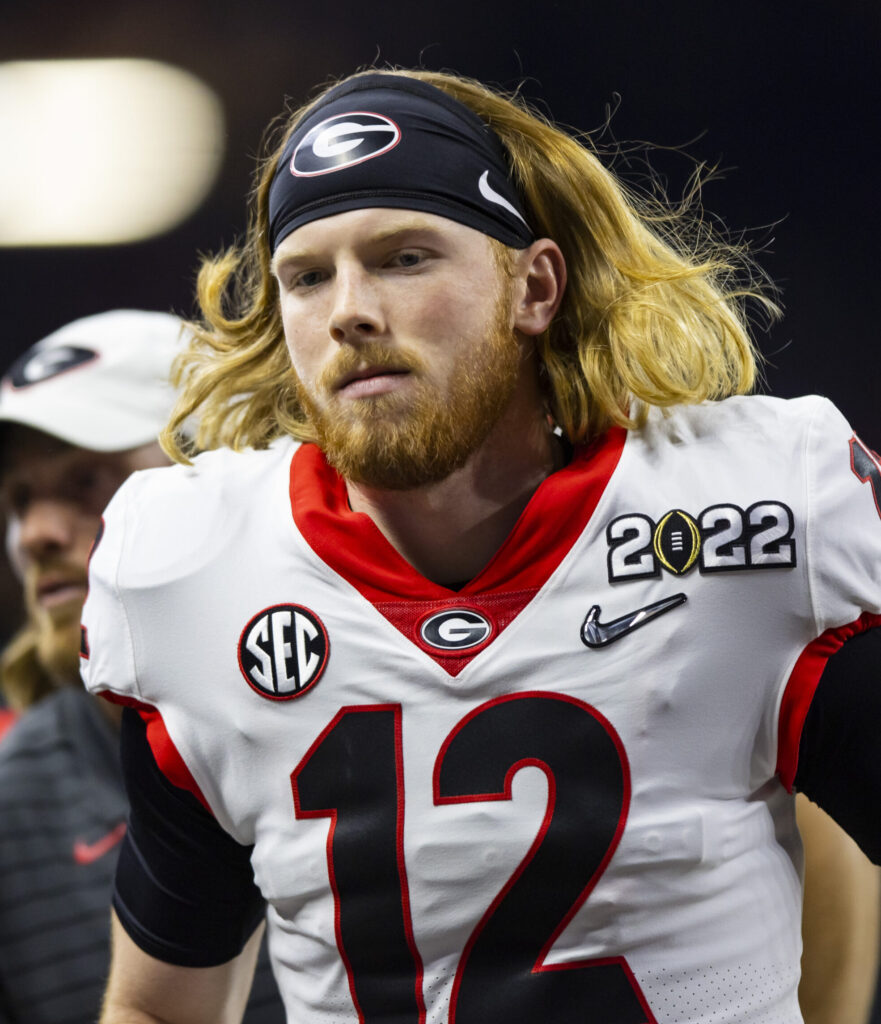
[
  {"left": 162, "top": 68, "right": 776, "bottom": 462},
  {"left": 0, "top": 625, "right": 55, "bottom": 710}
]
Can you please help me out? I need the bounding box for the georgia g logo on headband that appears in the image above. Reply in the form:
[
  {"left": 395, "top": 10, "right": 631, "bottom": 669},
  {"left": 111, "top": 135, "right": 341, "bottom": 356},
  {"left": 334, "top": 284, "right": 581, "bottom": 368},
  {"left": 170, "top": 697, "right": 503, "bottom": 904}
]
[{"left": 291, "top": 111, "right": 401, "bottom": 177}]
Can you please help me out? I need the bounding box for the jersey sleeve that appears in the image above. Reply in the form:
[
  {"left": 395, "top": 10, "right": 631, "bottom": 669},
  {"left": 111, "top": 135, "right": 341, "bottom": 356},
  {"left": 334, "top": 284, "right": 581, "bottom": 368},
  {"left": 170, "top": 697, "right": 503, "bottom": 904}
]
[
  {"left": 79, "top": 482, "right": 140, "bottom": 703},
  {"left": 777, "top": 400, "right": 881, "bottom": 852},
  {"left": 114, "top": 707, "right": 267, "bottom": 966},
  {"left": 775, "top": 399, "right": 881, "bottom": 788},
  {"left": 804, "top": 397, "right": 881, "bottom": 631},
  {"left": 80, "top": 477, "right": 268, "bottom": 966},
  {"left": 794, "top": 626, "right": 881, "bottom": 864}
]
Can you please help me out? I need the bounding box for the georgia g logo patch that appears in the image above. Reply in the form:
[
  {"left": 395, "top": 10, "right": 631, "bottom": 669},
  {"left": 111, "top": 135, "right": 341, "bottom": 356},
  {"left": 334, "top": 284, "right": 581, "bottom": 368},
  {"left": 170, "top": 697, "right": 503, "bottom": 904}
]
[
  {"left": 291, "top": 112, "right": 401, "bottom": 177},
  {"left": 238, "top": 604, "right": 329, "bottom": 700},
  {"left": 419, "top": 609, "right": 493, "bottom": 652}
]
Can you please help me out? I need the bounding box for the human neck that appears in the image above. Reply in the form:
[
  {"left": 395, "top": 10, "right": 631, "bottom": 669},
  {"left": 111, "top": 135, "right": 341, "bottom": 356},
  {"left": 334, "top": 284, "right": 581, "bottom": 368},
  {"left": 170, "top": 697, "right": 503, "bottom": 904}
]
[{"left": 346, "top": 402, "right": 562, "bottom": 588}]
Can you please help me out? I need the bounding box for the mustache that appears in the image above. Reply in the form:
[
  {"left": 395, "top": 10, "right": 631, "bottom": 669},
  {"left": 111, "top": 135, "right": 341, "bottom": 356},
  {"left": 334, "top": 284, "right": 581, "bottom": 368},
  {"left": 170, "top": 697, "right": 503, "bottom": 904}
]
[{"left": 316, "top": 342, "right": 426, "bottom": 393}]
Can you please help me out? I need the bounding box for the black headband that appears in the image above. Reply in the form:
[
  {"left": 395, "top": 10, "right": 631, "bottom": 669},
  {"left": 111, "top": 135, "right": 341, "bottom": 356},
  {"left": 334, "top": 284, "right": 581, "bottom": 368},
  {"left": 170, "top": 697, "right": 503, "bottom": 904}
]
[{"left": 267, "top": 74, "right": 535, "bottom": 253}]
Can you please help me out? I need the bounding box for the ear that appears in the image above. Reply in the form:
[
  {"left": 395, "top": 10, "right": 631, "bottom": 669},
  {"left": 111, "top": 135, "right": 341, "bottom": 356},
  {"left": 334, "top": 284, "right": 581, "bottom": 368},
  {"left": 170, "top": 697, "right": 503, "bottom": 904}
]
[{"left": 511, "top": 238, "right": 567, "bottom": 337}]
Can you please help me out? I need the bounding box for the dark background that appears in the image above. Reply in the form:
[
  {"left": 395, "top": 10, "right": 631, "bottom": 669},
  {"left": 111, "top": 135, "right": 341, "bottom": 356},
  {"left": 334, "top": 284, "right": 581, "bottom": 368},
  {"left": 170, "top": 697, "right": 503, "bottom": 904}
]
[{"left": 0, "top": 1, "right": 878, "bottom": 629}]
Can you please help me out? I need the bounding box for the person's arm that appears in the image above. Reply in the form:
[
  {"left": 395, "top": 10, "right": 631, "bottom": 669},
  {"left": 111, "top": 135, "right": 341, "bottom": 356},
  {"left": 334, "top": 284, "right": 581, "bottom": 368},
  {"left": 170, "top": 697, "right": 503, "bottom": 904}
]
[
  {"left": 794, "top": 626, "right": 881, "bottom": 862},
  {"left": 793, "top": 625, "right": 881, "bottom": 1023},
  {"left": 101, "top": 910, "right": 264, "bottom": 1024},
  {"left": 100, "top": 708, "right": 270, "bottom": 1022},
  {"left": 798, "top": 795, "right": 880, "bottom": 1024}
]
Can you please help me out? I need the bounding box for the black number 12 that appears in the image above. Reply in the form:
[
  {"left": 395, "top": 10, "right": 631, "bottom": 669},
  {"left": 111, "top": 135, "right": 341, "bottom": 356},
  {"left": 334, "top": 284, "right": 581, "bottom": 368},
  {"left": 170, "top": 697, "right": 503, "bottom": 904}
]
[{"left": 292, "top": 691, "right": 656, "bottom": 1023}]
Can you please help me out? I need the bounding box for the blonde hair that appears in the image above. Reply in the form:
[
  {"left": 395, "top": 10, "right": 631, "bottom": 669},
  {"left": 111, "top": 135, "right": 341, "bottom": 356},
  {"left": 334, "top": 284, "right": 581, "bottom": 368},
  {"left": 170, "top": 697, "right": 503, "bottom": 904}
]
[
  {"left": 0, "top": 625, "right": 56, "bottom": 711},
  {"left": 162, "top": 68, "right": 776, "bottom": 462}
]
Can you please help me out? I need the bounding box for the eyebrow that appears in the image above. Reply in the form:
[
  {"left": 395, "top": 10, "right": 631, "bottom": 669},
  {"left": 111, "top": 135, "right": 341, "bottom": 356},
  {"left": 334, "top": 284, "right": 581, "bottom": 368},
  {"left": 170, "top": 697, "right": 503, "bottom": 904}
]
[{"left": 271, "top": 218, "right": 444, "bottom": 275}]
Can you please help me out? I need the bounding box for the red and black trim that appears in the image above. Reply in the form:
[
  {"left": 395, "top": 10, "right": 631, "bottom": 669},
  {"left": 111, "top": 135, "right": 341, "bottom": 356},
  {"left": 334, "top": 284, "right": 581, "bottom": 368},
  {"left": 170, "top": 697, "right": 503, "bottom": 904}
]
[
  {"left": 776, "top": 612, "right": 881, "bottom": 791},
  {"left": 99, "top": 692, "right": 210, "bottom": 811},
  {"left": 112, "top": 705, "right": 265, "bottom": 967},
  {"left": 850, "top": 434, "right": 881, "bottom": 520},
  {"left": 778, "top": 615, "right": 881, "bottom": 864}
]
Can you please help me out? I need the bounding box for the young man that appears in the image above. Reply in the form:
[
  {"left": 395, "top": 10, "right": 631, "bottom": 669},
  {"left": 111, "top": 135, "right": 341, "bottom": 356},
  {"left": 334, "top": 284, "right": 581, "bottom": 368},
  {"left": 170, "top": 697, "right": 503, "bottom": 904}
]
[
  {"left": 80, "top": 72, "right": 881, "bottom": 1023},
  {"left": 0, "top": 311, "right": 284, "bottom": 1023}
]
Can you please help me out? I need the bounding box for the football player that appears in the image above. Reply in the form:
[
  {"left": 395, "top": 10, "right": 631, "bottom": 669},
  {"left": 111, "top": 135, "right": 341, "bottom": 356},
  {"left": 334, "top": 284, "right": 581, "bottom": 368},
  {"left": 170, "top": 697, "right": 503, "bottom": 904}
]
[{"left": 80, "top": 72, "right": 881, "bottom": 1024}]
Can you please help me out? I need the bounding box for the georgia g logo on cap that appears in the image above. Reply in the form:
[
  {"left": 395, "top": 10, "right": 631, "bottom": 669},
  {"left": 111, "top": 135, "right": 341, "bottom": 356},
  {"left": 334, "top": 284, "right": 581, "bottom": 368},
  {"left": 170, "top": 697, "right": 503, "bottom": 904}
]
[
  {"left": 5, "top": 345, "right": 97, "bottom": 390},
  {"left": 291, "top": 111, "right": 401, "bottom": 177}
]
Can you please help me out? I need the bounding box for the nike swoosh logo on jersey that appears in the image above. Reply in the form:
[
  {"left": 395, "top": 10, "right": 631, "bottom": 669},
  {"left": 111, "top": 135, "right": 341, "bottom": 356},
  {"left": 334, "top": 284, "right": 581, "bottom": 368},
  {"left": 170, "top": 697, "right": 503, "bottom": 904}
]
[
  {"left": 581, "top": 593, "right": 687, "bottom": 648},
  {"left": 72, "top": 822, "right": 127, "bottom": 864},
  {"left": 478, "top": 171, "right": 528, "bottom": 226}
]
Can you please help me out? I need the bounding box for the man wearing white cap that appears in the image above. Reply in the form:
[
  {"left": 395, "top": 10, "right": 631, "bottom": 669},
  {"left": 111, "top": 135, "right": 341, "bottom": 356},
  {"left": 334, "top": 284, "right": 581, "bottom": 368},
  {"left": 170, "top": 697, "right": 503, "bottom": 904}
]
[
  {"left": 0, "top": 309, "right": 184, "bottom": 710},
  {"left": 0, "top": 311, "right": 284, "bottom": 1023}
]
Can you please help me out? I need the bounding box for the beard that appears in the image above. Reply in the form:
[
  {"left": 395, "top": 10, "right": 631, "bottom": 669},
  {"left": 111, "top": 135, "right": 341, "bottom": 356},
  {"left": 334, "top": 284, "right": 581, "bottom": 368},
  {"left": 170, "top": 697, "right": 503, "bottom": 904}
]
[
  {"left": 24, "top": 564, "right": 87, "bottom": 686},
  {"left": 295, "top": 290, "right": 522, "bottom": 490},
  {"left": 35, "top": 616, "right": 81, "bottom": 684}
]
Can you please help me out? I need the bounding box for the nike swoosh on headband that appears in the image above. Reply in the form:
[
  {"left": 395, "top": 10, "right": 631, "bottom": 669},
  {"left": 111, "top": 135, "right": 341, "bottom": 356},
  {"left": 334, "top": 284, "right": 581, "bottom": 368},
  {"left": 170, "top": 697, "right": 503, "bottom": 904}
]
[{"left": 478, "top": 171, "right": 528, "bottom": 227}]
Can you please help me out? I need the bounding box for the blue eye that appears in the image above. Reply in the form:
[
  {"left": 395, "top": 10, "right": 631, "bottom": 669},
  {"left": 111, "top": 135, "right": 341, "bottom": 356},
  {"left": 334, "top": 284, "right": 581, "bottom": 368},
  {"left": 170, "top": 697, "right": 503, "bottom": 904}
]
[{"left": 295, "top": 269, "right": 326, "bottom": 288}]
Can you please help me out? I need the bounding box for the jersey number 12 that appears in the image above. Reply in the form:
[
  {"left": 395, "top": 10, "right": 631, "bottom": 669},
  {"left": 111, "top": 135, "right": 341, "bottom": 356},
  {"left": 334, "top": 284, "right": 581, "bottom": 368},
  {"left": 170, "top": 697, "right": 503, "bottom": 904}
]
[{"left": 292, "top": 691, "right": 656, "bottom": 1023}]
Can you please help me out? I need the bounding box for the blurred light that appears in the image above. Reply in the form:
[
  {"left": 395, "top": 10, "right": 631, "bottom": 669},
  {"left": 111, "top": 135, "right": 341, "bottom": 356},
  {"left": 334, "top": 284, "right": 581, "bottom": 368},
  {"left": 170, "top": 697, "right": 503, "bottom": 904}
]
[{"left": 0, "top": 59, "right": 225, "bottom": 246}]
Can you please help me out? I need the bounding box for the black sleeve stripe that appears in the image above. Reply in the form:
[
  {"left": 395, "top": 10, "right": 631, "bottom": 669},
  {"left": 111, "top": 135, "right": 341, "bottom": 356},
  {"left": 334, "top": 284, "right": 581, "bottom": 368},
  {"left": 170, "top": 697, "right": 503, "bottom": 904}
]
[
  {"left": 795, "top": 625, "right": 881, "bottom": 865},
  {"left": 113, "top": 708, "right": 266, "bottom": 967}
]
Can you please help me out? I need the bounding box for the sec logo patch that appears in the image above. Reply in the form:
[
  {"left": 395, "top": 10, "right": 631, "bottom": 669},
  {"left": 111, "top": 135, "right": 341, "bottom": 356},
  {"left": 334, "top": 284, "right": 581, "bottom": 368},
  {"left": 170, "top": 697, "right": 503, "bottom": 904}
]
[{"left": 238, "top": 604, "right": 329, "bottom": 700}]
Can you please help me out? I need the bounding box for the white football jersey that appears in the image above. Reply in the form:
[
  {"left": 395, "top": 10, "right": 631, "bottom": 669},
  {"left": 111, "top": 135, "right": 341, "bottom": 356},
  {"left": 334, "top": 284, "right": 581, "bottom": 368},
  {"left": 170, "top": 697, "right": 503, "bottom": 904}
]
[{"left": 81, "top": 394, "right": 881, "bottom": 1024}]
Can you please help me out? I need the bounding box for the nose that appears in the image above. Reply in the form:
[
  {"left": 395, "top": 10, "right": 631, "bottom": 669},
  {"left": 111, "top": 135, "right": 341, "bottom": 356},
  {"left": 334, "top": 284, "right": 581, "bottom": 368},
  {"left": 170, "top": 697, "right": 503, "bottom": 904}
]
[
  {"left": 328, "top": 265, "right": 384, "bottom": 343},
  {"left": 14, "top": 498, "right": 78, "bottom": 566}
]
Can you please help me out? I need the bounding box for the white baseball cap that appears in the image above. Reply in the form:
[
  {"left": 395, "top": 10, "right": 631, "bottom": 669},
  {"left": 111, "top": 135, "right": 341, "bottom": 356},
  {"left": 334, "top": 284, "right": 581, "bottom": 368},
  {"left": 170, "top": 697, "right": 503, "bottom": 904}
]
[{"left": 0, "top": 309, "right": 189, "bottom": 452}]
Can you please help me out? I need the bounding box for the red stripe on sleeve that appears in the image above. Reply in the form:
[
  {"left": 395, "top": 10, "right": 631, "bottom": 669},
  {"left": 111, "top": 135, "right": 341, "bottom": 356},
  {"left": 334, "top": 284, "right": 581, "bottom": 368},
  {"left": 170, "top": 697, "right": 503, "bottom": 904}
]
[
  {"left": 99, "top": 692, "right": 211, "bottom": 812},
  {"left": 776, "top": 611, "right": 881, "bottom": 791}
]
